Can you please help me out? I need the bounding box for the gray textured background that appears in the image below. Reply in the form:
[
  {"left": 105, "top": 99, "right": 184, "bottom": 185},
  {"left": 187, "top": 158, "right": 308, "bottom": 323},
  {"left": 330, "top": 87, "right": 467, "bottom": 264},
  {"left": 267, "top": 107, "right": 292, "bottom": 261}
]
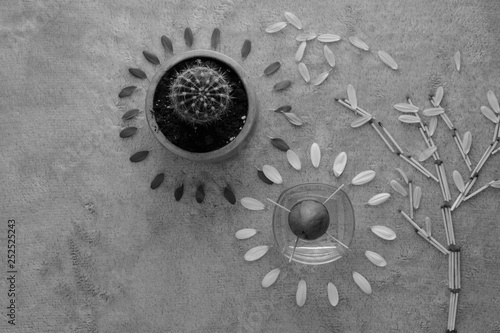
[{"left": 1, "top": 0, "right": 499, "bottom": 332}]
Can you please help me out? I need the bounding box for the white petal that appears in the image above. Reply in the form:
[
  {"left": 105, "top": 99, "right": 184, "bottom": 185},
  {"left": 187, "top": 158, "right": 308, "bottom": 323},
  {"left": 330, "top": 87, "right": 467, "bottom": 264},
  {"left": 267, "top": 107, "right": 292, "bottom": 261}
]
[
  {"left": 370, "top": 226, "right": 396, "bottom": 240},
  {"left": 434, "top": 86, "right": 444, "bottom": 106},
  {"left": 351, "top": 170, "right": 376, "bottom": 185},
  {"left": 323, "top": 45, "right": 336, "bottom": 68},
  {"left": 413, "top": 186, "right": 422, "bottom": 209},
  {"left": 265, "top": 22, "right": 287, "bottom": 33},
  {"left": 235, "top": 228, "right": 257, "bottom": 240},
  {"left": 418, "top": 146, "right": 437, "bottom": 162},
  {"left": 398, "top": 115, "right": 421, "bottom": 124},
  {"left": 349, "top": 36, "right": 369, "bottom": 51},
  {"left": 390, "top": 179, "right": 407, "bottom": 196},
  {"left": 333, "top": 152, "right": 347, "bottom": 177},
  {"left": 317, "top": 34, "right": 341, "bottom": 42},
  {"left": 295, "top": 41, "right": 307, "bottom": 62},
  {"left": 454, "top": 51, "right": 461, "bottom": 72},
  {"left": 240, "top": 197, "right": 265, "bottom": 210},
  {"left": 487, "top": 90, "right": 500, "bottom": 113},
  {"left": 327, "top": 282, "right": 339, "bottom": 306},
  {"left": 262, "top": 268, "right": 281, "bottom": 288},
  {"left": 286, "top": 149, "right": 302, "bottom": 170},
  {"left": 310, "top": 143, "right": 321, "bottom": 168},
  {"left": 298, "top": 62, "right": 310, "bottom": 82},
  {"left": 352, "top": 271, "right": 372, "bottom": 294},
  {"left": 263, "top": 165, "right": 283, "bottom": 184},
  {"left": 480, "top": 106, "right": 499, "bottom": 123},
  {"left": 422, "top": 107, "right": 445, "bottom": 117},
  {"left": 284, "top": 12, "right": 302, "bottom": 29},
  {"left": 347, "top": 84, "right": 357, "bottom": 110},
  {"left": 244, "top": 245, "right": 269, "bottom": 261},
  {"left": 393, "top": 103, "right": 419, "bottom": 113},
  {"left": 428, "top": 116, "right": 438, "bottom": 136},
  {"left": 367, "top": 193, "right": 391, "bottom": 206},
  {"left": 453, "top": 170, "right": 465, "bottom": 193},
  {"left": 395, "top": 168, "right": 409, "bottom": 184},
  {"left": 296, "top": 279, "right": 307, "bottom": 307},
  {"left": 365, "top": 250, "right": 387, "bottom": 267},
  {"left": 350, "top": 115, "right": 372, "bottom": 128},
  {"left": 462, "top": 131, "right": 472, "bottom": 154},
  {"left": 378, "top": 50, "right": 398, "bottom": 70}
]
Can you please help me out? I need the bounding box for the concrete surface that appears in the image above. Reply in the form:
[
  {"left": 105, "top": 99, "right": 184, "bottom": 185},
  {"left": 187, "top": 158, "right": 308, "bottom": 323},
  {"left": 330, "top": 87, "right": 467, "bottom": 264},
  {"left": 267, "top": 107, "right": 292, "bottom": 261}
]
[{"left": 1, "top": 0, "right": 499, "bottom": 332}]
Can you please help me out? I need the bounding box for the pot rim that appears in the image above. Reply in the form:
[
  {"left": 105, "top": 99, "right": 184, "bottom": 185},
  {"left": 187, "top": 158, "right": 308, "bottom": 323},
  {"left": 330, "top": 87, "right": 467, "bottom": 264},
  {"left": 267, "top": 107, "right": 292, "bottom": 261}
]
[{"left": 145, "top": 49, "right": 258, "bottom": 163}]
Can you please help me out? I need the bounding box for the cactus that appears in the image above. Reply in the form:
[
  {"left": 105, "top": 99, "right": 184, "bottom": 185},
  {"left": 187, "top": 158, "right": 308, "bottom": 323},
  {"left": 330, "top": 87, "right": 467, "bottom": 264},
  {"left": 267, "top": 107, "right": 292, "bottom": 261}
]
[{"left": 169, "top": 59, "right": 232, "bottom": 125}]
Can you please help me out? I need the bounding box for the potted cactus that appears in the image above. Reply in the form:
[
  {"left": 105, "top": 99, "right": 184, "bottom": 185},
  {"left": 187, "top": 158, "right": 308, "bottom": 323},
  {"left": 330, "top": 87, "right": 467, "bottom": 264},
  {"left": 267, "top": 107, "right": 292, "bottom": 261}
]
[{"left": 145, "top": 50, "right": 258, "bottom": 163}]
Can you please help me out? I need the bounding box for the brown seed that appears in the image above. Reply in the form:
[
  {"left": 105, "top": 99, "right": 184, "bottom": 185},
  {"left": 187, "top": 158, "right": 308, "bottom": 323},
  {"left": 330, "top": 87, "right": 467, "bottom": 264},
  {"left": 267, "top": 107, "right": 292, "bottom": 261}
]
[
  {"left": 223, "top": 185, "right": 236, "bottom": 205},
  {"left": 122, "top": 108, "right": 140, "bottom": 120},
  {"left": 264, "top": 62, "right": 281, "bottom": 76},
  {"left": 174, "top": 183, "right": 184, "bottom": 201},
  {"left": 129, "top": 68, "right": 147, "bottom": 79},
  {"left": 184, "top": 27, "right": 194, "bottom": 47},
  {"left": 241, "top": 39, "right": 251, "bottom": 59},
  {"left": 273, "top": 80, "right": 292, "bottom": 91},
  {"left": 150, "top": 173, "right": 165, "bottom": 189},
  {"left": 130, "top": 150, "right": 150, "bottom": 162},
  {"left": 270, "top": 137, "right": 290, "bottom": 151},
  {"left": 195, "top": 184, "right": 205, "bottom": 203},
  {"left": 211, "top": 28, "right": 221, "bottom": 50},
  {"left": 119, "top": 86, "right": 137, "bottom": 98},
  {"left": 161, "top": 35, "right": 173, "bottom": 53},
  {"left": 142, "top": 51, "right": 160, "bottom": 65},
  {"left": 119, "top": 127, "right": 138, "bottom": 138}
]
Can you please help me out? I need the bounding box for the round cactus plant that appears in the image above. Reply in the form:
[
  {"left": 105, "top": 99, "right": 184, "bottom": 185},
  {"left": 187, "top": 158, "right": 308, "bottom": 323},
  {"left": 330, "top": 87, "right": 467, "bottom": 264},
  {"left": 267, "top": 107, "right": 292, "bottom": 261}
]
[{"left": 169, "top": 59, "right": 232, "bottom": 125}]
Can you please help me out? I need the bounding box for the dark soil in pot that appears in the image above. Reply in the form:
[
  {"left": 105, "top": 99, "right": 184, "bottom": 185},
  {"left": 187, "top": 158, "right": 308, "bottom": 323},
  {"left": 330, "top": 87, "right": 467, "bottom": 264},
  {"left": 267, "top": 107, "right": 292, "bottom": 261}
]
[{"left": 151, "top": 57, "right": 248, "bottom": 153}]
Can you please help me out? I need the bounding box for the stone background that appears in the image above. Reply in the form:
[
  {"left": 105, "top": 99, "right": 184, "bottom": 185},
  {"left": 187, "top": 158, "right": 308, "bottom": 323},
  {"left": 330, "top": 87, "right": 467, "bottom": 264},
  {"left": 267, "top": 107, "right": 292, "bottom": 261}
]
[{"left": 1, "top": 0, "right": 499, "bottom": 332}]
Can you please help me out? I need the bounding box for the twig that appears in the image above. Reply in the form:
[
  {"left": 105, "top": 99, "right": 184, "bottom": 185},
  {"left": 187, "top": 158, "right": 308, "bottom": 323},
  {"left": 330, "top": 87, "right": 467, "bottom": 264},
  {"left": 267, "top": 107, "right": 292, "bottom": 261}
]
[
  {"left": 441, "top": 207, "right": 451, "bottom": 246},
  {"left": 326, "top": 232, "right": 351, "bottom": 251},
  {"left": 289, "top": 236, "right": 299, "bottom": 263},
  {"left": 371, "top": 121, "right": 396, "bottom": 153},
  {"left": 453, "top": 133, "right": 472, "bottom": 171},
  {"left": 379, "top": 122, "right": 404, "bottom": 154},
  {"left": 410, "top": 156, "right": 439, "bottom": 182},
  {"left": 470, "top": 141, "right": 498, "bottom": 178},
  {"left": 398, "top": 154, "right": 434, "bottom": 181},
  {"left": 323, "top": 184, "right": 345, "bottom": 204},
  {"left": 451, "top": 176, "right": 478, "bottom": 211},
  {"left": 463, "top": 183, "right": 490, "bottom": 201},
  {"left": 267, "top": 198, "right": 291, "bottom": 212},
  {"left": 408, "top": 181, "right": 414, "bottom": 219},
  {"left": 438, "top": 164, "right": 452, "bottom": 200}
]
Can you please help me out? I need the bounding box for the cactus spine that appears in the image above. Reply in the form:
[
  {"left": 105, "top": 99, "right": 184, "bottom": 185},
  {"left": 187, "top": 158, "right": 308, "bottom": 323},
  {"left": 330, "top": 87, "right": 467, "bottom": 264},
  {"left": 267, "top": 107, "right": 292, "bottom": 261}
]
[{"left": 169, "top": 59, "right": 232, "bottom": 125}]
